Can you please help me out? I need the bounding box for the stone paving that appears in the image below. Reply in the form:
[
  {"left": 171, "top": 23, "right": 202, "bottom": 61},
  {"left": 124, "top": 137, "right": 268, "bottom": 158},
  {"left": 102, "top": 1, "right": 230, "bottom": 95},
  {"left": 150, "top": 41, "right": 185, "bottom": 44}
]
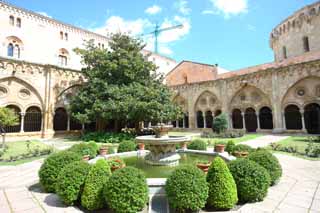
[
  {"left": 239, "top": 135, "right": 289, "bottom": 148},
  {"left": 0, "top": 135, "right": 319, "bottom": 212}
]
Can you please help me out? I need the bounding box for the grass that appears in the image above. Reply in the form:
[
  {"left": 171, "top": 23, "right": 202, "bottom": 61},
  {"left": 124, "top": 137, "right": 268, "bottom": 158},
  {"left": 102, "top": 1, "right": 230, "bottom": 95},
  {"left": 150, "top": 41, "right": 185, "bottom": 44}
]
[
  {"left": 0, "top": 155, "right": 49, "bottom": 166},
  {"left": 0, "top": 141, "right": 53, "bottom": 163},
  {"left": 195, "top": 133, "right": 263, "bottom": 147},
  {"left": 269, "top": 136, "right": 320, "bottom": 160}
]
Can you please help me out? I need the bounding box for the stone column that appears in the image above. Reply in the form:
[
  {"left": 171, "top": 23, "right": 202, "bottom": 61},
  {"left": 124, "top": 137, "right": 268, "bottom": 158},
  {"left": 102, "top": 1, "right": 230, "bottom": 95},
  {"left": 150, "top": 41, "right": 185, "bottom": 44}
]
[
  {"left": 229, "top": 113, "right": 233, "bottom": 129},
  {"left": 241, "top": 112, "right": 246, "bottom": 131},
  {"left": 300, "top": 110, "right": 306, "bottom": 132},
  {"left": 176, "top": 120, "right": 179, "bottom": 128},
  {"left": 67, "top": 116, "right": 70, "bottom": 131},
  {"left": 256, "top": 112, "right": 261, "bottom": 131},
  {"left": 20, "top": 113, "right": 25, "bottom": 132},
  {"left": 183, "top": 116, "right": 186, "bottom": 128},
  {"left": 282, "top": 111, "right": 287, "bottom": 130},
  {"left": 203, "top": 112, "right": 206, "bottom": 128}
]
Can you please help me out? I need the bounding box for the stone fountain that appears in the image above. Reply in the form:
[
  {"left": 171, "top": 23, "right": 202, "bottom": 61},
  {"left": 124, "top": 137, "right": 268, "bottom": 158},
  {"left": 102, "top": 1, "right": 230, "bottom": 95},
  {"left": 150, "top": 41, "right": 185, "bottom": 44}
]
[{"left": 135, "top": 124, "right": 191, "bottom": 166}]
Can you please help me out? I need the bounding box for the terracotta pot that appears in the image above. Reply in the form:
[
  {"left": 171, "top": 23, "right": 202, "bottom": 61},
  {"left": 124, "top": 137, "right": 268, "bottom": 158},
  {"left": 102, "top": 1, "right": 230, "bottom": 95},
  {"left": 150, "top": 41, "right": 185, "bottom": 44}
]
[
  {"left": 111, "top": 164, "right": 126, "bottom": 172},
  {"left": 214, "top": 144, "right": 225, "bottom": 153},
  {"left": 196, "top": 163, "right": 211, "bottom": 173},
  {"left": 82, "top": 155, "right": 90, "bottom": 161},
  {"left": 99, "top": 147, "right": 108, "bottom": 155},
  {"left": 233, "top": 151, "right": 242, "bottom": 157},
  {"left": 138, "top": 143, "right": 145, "bottom": 150},
  {"left": 241, "top": 151, "right": 249, "bottom": 158},
  {"left": 233, "top": 151, "right": 249, "bottom": 158},
  {"left": 181, "top": 142, "right": 187, "bottom": 150}
]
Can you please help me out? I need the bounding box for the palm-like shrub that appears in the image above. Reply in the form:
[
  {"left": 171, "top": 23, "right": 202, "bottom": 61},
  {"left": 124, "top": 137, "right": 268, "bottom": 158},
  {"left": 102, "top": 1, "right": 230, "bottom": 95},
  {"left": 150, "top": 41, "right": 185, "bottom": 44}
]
[
  {"left": 68, "top": 142, "right": 98, "bottom": 158},
  {"left": 165, "top": 165, "right": 208, "bottom": 212},
  {"left": 228, "top": 158, "right": 271, "bottom": 203},
  {"left": 188, "top": 139, "right": 207, "bottom": 150},
  {"left": 117, "top": 140, "right": 136, "bottom": 153},
  {"left": 248, "top": 150, "right": 282, "bottom": 185},
  {"left": 81, "top": 159, "right": 111, "bottom": 210},
  {"left": 104, "top": 167, "right": 148, "bottom": 213},
  {"left": 38, "top": 151, "right": 82, "bottom": 192},
  {"left": 207, "top": 157, "right": 238, "bottom": 210},
  {"left": 56, "top": 161, "right": 90, "bottom": 205}
]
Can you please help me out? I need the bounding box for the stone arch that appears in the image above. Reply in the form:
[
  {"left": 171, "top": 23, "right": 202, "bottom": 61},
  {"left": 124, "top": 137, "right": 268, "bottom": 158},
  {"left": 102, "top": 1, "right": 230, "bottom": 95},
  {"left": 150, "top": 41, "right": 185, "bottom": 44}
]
[
  {"left": 245, "top": 107, "right": 258, "bottom": 132},
  {"left": 24, "top": 106, "right": 42, "bottom": 132},
  {"left": 304, "top": 103, "right": 320, "bottom": 134},
  {"left": 5, "top": 36, "right": 24, "bottom": 58},
  {"left": 173, "top": 94, "right": 189, "bottom": 128},
  {"left": 285, "top": 104, "right": 302, "bottom": 130},
  {"left": 259, "top": 106, "right": 273, "bottom": 130},
  {"left": 55, "top": 84, "right": 81, "bottom": 108},
  {"left": 53, "top": 107, "right": 68, "bottom": 131},
  {"left": 232, "top": 108, "right": 243, "bottom": 129},
  {"left": 229, "top": 85, "right": 271, "bottom": 112},
  {"left": 194, "top": 91, "right": 220, "bottom": 113},
  {"left": 0, "top": 77, "right": 44, "bottom": 112},
  {"left": 4, "top": 104, "right": 21, "bottom": 133},
  {"left": 281, "top": 76, "right": 320, "bottom": 109},
  {"left": 173, "top": 94, "right": 188, "bottom": 113}
]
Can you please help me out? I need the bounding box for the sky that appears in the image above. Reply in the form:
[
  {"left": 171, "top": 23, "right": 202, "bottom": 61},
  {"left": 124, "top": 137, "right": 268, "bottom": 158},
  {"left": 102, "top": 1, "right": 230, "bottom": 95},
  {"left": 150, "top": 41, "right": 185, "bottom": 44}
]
[{"left": 5, "top": 0, "right": 318, "bottom": 70}]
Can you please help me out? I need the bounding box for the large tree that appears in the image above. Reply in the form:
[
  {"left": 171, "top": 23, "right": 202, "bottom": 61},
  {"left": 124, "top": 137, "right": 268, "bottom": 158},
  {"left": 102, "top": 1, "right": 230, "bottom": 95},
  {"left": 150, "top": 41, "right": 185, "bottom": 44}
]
[{"left": 70, "top": 33, "right": 182, "bottom": 132}]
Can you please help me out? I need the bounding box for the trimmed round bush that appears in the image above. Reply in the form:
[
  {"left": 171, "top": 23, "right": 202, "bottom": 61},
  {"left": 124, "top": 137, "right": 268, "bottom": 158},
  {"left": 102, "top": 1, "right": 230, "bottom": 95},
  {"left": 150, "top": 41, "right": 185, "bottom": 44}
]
[
  {"left": 38, "top": 151, "right": 82, "bottom": 192},
  {"left": 68, "top": 142, "right": 98, "bottom": 158},
  {"left": 232, "top": 144, "right": 255, "bottom": 154},
  {"left": 165, "top": 165, "right": 208, "bottom": 212},
  {"left": 248, "top": 150, "right": 282, "bottom": 185},
  {"left": 207, "top": 157, "right": 238, "bottom": 210},
  {"left": 212, "top": 113, "right": 228, "bottom": 133},
  {"left": 117, "top": 140, "right": 136, "bottom": 153},
  {"left": 188, "top": 139, "right": 207, "bottom": 150},
  {"left": 104, "top": 167, "right": 148, "bottom": 213},
  {"left": 228, "top": 158, "right": 271, "bottom": 203},
  {"left": 225, "top": 140, "right": 236, "bottom": 153},
  {"left": 56, "top": 161, "right": 90, "bottom": 205},
  {"left": 81, "top": 159, "right": 112, "bottom": 210}
]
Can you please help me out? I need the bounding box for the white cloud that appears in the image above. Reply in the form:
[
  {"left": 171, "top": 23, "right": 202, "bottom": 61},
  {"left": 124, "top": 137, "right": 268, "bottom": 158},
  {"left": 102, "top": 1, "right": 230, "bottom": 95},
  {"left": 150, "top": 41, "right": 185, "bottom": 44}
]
[
  {"left": 145, "top": 5, "right": 162, "bottom": 15},
  {"left": 203, "top": 0, "right": 248, "bottom": 18},
  {"left": 93, "top": 16, "right": 152, "bottom": 36},
  {"left": 158, "top": 16, "right": 191, "bottom": 43},
  {"left": 37, "top": 11, "right": 52, "bottom": 18},
  {"left": 175, "top": 0, "right": 191, "bottom": 15}
]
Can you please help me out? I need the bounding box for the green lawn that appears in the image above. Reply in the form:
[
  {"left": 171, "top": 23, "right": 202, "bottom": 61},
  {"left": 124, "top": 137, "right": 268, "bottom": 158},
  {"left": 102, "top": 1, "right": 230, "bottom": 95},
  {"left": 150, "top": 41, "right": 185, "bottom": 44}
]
[
  {"left": 270, "top": 136, "right": 320, "bottom": 160},
  {"left": 0, "top": 141, "right": 54, "bottom": 163},
  {"left": 195, "top": 133, "right": 263, "bottom": 147}
]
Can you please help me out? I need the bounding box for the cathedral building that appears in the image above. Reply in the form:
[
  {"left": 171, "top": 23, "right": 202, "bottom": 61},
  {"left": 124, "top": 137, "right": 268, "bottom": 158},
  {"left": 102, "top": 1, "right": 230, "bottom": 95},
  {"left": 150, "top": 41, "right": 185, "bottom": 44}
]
[
  {"left": 0, "top": 1, "right": 176, "bottom": 138},
  {"left": 166, "top": 1, "right": 320, "bottom": 134}
]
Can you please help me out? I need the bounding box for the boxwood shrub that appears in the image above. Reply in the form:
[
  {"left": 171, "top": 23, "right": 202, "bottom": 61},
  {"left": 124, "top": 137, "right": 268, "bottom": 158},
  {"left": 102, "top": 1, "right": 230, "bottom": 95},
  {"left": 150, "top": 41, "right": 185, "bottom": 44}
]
[
  {"left": 104, "top": 167, "right": 148, "bottom": 213},
  {"left": 117, "top": 140, "right": 136, "bottom": 153},
  {"left": 56, "top": 161, "right": 91, "bottom": 205},
  {"left": 165, "top": 165, "right": 208, "bottom": 212},
  {"left": 188, "top": 139, "right": 207, "bottom": 150},
  {"left": 38, "top": 151, "right": 82, "bottom": 192},
  {"left": 248, "top": 150, "right": 282, "bottom": 185},
  {"left": 225, "top": 140, "right": 236, "bottom": 153},
  {"left": 228, "top": 158, "right": 271, "bottom": 203},
  {"left": 232, "top": 144, "right": 255, "bottom": 154},
  {"left": 68, "top": 142, "right": 98, "bottom": 159},
  {"left": 81, "top": 159, "right": 112, "bottom": 210},
  {"left": 207, "top": 157, "right": 238, "bottom": 210}
]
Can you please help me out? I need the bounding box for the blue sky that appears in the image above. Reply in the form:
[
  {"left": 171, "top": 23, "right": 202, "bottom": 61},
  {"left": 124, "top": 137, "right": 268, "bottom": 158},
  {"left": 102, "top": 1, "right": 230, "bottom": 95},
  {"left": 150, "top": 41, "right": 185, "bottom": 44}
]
[{"left": 7, "top": 0, "right": 317, "bottom": 70}]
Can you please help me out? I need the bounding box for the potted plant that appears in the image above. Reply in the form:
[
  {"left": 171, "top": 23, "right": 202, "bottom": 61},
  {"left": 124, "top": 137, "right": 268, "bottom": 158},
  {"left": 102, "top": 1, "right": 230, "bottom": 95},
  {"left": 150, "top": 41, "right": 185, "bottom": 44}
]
[
  {"left": 82, "top": 148, "right": 90, "bottom": 161},
  {"left": 196, "top": 160, "right": 211, "bottom": 173},
  {"left": 214, "top": 143, "right": 225, "bottom": 153},
  {"left": 108, "top": 157, "right": 126, "bottom": 172},
  {"left": 138, "top": 143, "right": 145, "bottom": 151},
  {"left": 99, "top": 145, "right": 108, "bottom": 156}
]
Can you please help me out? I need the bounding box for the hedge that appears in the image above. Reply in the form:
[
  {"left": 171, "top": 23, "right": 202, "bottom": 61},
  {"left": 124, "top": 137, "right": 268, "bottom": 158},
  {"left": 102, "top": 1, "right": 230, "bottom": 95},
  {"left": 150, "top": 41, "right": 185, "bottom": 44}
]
[
  {"left": 117, "top": 140, "right": 136, "bottom": 153},
  {"left": 67, "top": 142, "right": 98, "bottom": 159},
  {"left": 188, "top": 139, "right": 207, "bottom": 150}
]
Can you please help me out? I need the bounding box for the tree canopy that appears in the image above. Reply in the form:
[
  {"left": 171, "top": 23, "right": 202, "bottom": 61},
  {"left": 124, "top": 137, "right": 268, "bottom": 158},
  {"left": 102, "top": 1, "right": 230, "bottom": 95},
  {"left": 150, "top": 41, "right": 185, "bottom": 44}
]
[
  {"left": 0, "top": 107, "right": 19, "bottom": 130},
  {"left": 70, "top": 33, "right": 182, "bottom": 131}
]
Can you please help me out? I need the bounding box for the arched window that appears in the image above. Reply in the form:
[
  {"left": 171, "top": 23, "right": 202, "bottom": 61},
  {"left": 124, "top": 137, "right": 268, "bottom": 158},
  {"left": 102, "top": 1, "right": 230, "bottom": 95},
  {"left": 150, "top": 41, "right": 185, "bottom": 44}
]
[
  {"left": 58, "top": 49, "right": 69, "bottom": 66},
  {"left": 16, "top": 18, "right": 21, "bottom": 28},
  {"left": 245, "top": 108, "right": 258, "bottom": 132},
  {"left": 259, "top": 107, "right": 273, "bottom": 129},
  {"left": 282, "top": 46, "right": 287, "bottom": 59},
  {"left": 232, "top": 109, "right": 243, "bottom": 129},
  {"left": 4, "top": 105, "right": 21, "bottom": 133},
  {"left": 205, "top": 111, "right": 213, "bottom": 128},
  {"left": 9, "top": 15, "right": 14, "bottom": 26},
  {"left": 53, "top": 108, "right": 68, "bottom": 131},
  {"left": 197, "top": 111, "right": 204, "bottom": 128},
  {"left": 60, "top": 31, "right": 64, "bottom": 40},
  {"left": 7, "top": 43, "right": 14, "bottom": 57},
  {"left": 24, "top": 106, "right": 42, "bottom": 132},
  {"left": 64, "top": 33, "right": 68, "bottom": 41},
  {"left": 285, "top": 105, "right": 302, "bottom": 130},
  {"left": 303, "top": 36, "right": 310, "bottom": 52},
  {"left": 304, "top": 103, "right": 320, "bottom": 134},
  {"left": 14, "top": 44, "right": 20, "bottom": 58}
]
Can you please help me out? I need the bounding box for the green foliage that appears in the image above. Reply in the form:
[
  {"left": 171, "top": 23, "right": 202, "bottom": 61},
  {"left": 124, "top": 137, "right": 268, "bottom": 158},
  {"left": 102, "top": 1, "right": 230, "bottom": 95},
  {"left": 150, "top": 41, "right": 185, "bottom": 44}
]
[
  {"left": 248, "top": 150, "right": 282, "bottom": 185},
  {"left": 232, "top": 144, "right": 255, "bottom": 154},
  {"left": 188, "top": 139, "right": 207, "bottom": 150},
  {"left": 68, "top": 142, "right": 98, "bottom": 158},
  {"left": 165, "top": 165, "right": 208, "bottom": 212},
  {"left": 225, "top": 140, "right": 236, "bottom": 153},
  {"left": 0, "top": 107, "right": 19, "bottom": 128},
  {"left": 207, "top": 157, "right": 238, "bottom": 210},
  {"left": 270, "top": 143, "right": 298, "bottom": 153},
  {"left": 202, "top": 129, "right": 245, "bottom": 139},
  {"left": 82, "top": 131, "right": 134, "bottom": 143},
  {"left": 104, "top": 167, "right": 148, "bottom": 213},
  {"left": 212, "top": 113, "right": 228, "bottom": 133},
  {"left": 38, "top": 151, "right": 82, "bottom": 192},
  {"left": 56, "top": 161, "right": 90, "bottom": 205},
  {"left": 81, "top": 159, "right": 111, "bottom": 210},
  {"left": 117, "top": 140, "right": 136, "bottom": 153},
  {"left": 228, "top": 159, "right": 271, "bottom": 203},
  {"left": 70, "top": 33, "right": 182, "bottom": 130},
  {"left": 107, "top": 157, "right": 125, "bottom": 169},
  {"left": 305, "top": 143, "right": 320, "bottom": 157}
]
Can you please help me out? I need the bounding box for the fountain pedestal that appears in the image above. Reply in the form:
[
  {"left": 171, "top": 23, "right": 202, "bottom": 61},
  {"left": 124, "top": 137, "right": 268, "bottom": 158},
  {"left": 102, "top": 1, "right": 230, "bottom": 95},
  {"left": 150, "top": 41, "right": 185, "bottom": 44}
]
[{"left": 136, "top": 125, "right": 191, "bottom": 166}]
